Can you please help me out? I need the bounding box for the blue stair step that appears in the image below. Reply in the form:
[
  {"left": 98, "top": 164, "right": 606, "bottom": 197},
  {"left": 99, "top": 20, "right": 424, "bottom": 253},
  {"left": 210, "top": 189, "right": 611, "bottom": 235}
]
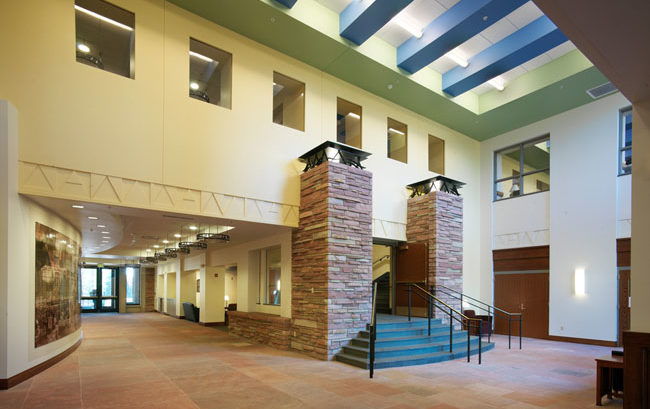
[
  {"left": 336, "top": 342, "right": 494, "bottom": 369},
  {"left": 352, "top": 330, "right": 469, "bottom": 348},
  {"left": 342, "top": 336, "right": 484, "bottom": 359}
]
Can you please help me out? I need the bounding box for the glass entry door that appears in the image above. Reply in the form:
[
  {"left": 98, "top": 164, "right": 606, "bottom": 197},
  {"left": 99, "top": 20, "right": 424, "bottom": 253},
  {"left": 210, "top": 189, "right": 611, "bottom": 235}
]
[{"left": 80, "top": 267, "right": 119, "bottom": 312}]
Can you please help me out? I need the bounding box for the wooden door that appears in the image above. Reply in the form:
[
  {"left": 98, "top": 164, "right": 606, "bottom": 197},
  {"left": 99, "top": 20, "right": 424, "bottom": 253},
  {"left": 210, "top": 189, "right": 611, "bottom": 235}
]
[
  {"left": 395, "top": 243, "right": 427, "bottom": 316},
  {"left": 618, "top": 269, "right": 631, "bottom": 346},
  {"left": 494, "top": 273, "right": 549, "bottom": 339}
]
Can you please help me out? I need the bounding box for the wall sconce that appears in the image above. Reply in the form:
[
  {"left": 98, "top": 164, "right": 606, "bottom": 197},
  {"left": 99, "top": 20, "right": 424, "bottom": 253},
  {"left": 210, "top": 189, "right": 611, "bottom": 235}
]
[
  {"left": 574, "top": 268, "right": 585, "bottom": 297},
  {"left": 224, "top": 294, "right": 229, "bottom": 308}
]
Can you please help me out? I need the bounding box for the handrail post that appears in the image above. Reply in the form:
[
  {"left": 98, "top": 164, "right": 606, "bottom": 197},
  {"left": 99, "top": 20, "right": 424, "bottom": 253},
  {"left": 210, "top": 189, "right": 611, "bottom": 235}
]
[
  {"left": 466, "top": 318, "right": 470, "bottom": 363},
  {"left": 487, "top": 306, "right": 491, "bottom": 343},
  {"left": 519, "top": 315, "right": 524, "bottom": 349},
  {"left": 407, "top": 285, "right": 412, "bottom": 322},
  {"left": 508, "top": 317, "right": 512, "bottom": 350},
  {"left": 369, "top": 281, "right": 377, "bottom": 379},
  {"left": 478, "top": 319, "right": 482, "bottom": 365},
  {"left": 449, "top": 306, "right": 453, "bottom": 353},
  {"left": 460, "top": 293, "right": 463, "bottom": 314},
  {"left": 427, "top": 292, "right": 431, "bottom": 336}
]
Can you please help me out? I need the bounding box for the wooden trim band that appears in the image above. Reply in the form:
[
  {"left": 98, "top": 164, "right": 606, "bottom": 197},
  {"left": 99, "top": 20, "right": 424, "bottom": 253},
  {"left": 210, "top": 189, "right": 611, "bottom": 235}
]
[
  {"left": 0, "top": 337, "right": 82, "bottom": 390},
  {"left": 547, "top": 335, "right": 617, "bottom": 347},
  {"left": 199, "top": 322, "right": 226, "bottom": 327}
]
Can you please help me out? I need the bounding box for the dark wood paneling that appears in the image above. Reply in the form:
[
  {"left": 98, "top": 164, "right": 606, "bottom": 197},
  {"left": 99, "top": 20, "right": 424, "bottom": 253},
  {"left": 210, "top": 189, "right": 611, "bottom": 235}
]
[
  {"left": 546, "top": 335, "right": 616, "bottom": 347},
  {"left": 494, "top": 273, "right": 549, "bottom": 339},
  {"left": 623, "top": 331, "right": 650, "bottom": 409},
  {"left": 0, "top": 338, "right": 82, "bottom": 390},
  {"left": 619, "top": 269, "right": 631, "bottom": 346},
  {"left": 493, "top": 246, "right": 549, "bottom": 272},
  {"left": 617, "top": 238, "right": 631, "bottom": 267}
]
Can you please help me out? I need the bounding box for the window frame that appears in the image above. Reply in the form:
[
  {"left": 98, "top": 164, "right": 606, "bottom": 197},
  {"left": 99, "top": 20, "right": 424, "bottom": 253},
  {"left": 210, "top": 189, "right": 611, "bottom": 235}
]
[
  {"left": 493, "top": 134, "right": 550, "bottom": 202},
  {"left": 125, "top": 265, "right": 140, "bottom": 306},
  {"left": 257, "top": 245, "right": 282, "bottom": 306},
  {"left": 387, "top": 117, "right": 408, "bottom": 164},
  {"left": 618, "top": 107, "right": 632, "bottom": 176},
  {"left": 188, "top": 37, "right": 233, "bottom": 109}
]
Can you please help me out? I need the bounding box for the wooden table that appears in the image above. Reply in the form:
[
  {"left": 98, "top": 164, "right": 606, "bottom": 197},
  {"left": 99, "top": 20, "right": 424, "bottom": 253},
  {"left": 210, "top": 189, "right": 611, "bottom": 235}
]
[{"left": 596, "top": 355, "right": 624, "bottom": 406}]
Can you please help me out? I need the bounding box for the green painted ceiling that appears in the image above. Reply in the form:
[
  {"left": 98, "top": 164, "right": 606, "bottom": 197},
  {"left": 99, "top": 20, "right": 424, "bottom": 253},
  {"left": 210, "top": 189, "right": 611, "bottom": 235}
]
[{"left": 168, "top": 0, "right": 611, "bottom": 141}]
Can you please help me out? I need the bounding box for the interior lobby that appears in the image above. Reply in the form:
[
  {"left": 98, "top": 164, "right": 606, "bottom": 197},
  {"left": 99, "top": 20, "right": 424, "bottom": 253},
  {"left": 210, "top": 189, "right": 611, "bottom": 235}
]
[{"left": 1, "top": 0, "right": 649, "bottom": 408}]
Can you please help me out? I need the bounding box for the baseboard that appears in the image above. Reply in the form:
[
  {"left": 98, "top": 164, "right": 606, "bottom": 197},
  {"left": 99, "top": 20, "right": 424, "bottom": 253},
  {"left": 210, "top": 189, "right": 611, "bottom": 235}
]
[
  {"left": 547, "top": 335, "right": 617, "bottom": 347},
  {"left": 162, "top": 311, "right": 182, "bottom": 319},
  {"left": 0, "top": 338, "right": 82, "bottom": 390},
  {"left": 199, "top": 321, "right": 226, "bottom": 327}
]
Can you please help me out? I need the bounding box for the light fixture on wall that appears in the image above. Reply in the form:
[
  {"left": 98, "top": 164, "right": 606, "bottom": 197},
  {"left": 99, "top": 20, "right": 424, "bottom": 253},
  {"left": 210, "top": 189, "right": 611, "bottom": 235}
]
[
  {"left": 224, "top": 295, "right": 229, "bottom": 308},
  {"left": 444, "top": 50, "right": 469, "bottom": 68},
  {"left": 74, "top": 5, "right": 133, "bottom": 31},
  {"left": 391, "top": 14, "right": 423, "bottom": 38},
  {"left": 488, "top": 76, "right": 505, "bottom": 91},
  {"left": 574, "top": 267, "right": 586, "bottom": 297}
]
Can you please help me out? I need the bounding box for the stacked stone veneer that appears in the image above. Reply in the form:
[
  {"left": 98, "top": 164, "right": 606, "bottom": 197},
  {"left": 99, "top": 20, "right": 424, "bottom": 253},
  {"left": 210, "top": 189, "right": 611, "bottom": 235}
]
[
  {"left": 406, "top": 191, "right": 463, "bottom": 318},
  {"left": 291, "top": 161, "right": 372, "bottom": 360},
  {"left": 228, "top": 312, "right": 291, "bottom": 350}
]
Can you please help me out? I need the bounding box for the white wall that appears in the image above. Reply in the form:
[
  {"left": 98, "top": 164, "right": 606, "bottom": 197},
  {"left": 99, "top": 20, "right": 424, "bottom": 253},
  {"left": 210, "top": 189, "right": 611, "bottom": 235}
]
[
  {"left": 493, "top": 192, "right": 549, "bottom": 250},
  {"left": 480, "top": 93, "right": 630, "bottom": 342},
  {"left": 616, "top": 175, "right": 631, "bottom": 238},
  {"left": 1, "top": 101, "right": 83, "bottom": 379}
]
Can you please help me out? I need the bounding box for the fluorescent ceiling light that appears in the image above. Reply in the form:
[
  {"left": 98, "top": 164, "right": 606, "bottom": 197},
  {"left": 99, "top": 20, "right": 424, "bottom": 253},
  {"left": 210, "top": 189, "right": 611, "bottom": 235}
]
[
  {"left": 190, "top": 82, "right": 199, "bottom": 90},
  {"left": 162, "top": 240, "right": 169, "bottom": 244},
  {"left": 153, "top": 245, "right": 160, "bottom": 248},
  {"left": 102, "top": 236, "right": 110, "bottom": 239},
  {"left": 67, "top": 244, "right": 73, "bottom": 248},
  {"left": 189, "top": 225, "right": 198, "bottom": 231},
  {"left": 174, "top": 233, "right": 182, "bottom": 238},
  {"left": 388, "top": 127, "right": 405, "bottom": 135},
  {"left": 189, "top": 50, "right": 213, "bottom": 62},
  {"left": 77, "top": 43, "right": 90, "bottom": 53},
  {"left": 445, "top": 50, "right": 468, "bottom": 68},
  {"left": 146, "top": 249, "right": 152, "bottom": 252},
  {"left": 88, "top": 216, "right": 99, "bottom": 220},
  {"left": 97, "top": 224, "right": 106, "bottom": 228},
  {"left": 72, "top": 204, "right": 84, "bottom": 209},
  {"left": 392, "top": 15, "right": 422, "bottom": 38},
  {"left": 60, "top": 240, "right": 67, "bottom": 244},
  {"left": 101, "top": 231, "right": 110, "bottom": 234},
  {"left": 347, "top": 112, "right": 361, "bottom": 119},
  {"left": 74, "top": 5, "right": 133, "bottom": 31},
  {"left": 488, "top": 76, "right": 505, "bottom": 91}
]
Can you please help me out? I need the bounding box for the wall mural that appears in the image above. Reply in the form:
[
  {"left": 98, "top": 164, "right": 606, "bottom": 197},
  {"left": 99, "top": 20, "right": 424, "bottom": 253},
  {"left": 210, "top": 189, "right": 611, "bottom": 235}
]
[{"left": 35, "top": 222, "right": 81, "bottom": 348}]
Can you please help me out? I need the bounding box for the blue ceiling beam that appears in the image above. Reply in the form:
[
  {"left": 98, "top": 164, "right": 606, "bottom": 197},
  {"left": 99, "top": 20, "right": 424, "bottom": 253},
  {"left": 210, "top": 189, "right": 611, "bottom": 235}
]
[
  {"left": 397, "top": 0, "right": 528, "bottom": 74},
  {"left": 442, "top": 16, "right": 567, "bottom": 96},
  {"left": 340, "top": 0, "right": 414, "bottom": 45},
  {"left": 273, "top": 0, "right": 298, "bottom": 8}
]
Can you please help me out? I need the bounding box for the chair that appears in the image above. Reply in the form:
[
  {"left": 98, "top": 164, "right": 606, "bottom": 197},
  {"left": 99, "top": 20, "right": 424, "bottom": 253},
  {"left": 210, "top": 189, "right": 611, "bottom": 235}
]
[
  {"left": 182, "top": 302, "right": 200, "bottom": 322},
  {"left": 463, "top": 309, "right": 492, "bottom": 337}
]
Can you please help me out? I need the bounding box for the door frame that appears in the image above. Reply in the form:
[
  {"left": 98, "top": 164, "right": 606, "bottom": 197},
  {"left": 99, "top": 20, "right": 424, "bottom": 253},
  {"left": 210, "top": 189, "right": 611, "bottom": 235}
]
[
  {"left": 80, "top": 266, "right": 119, "bottom": 313},
  {"left": 373, "top": 238, "right": 402, "bottom": 314}
]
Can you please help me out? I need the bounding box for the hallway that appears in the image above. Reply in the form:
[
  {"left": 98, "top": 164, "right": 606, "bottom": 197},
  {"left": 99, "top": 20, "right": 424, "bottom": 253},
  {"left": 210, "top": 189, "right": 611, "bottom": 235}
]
[{"left": 0, "top": 313, "right": 621, "bottom": 409}]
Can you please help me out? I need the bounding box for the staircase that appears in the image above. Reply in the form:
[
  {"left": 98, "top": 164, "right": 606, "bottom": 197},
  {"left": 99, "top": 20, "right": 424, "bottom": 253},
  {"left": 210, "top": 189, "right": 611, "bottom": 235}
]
[{"left": 335, "top": 315, "right": 494, "bottom": 369}]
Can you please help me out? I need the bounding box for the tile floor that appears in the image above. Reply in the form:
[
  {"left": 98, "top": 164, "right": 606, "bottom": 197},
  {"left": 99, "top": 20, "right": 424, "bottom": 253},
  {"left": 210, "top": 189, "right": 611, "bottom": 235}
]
[{"left": 0, "top": 313, "right": 623, "bottom": 408}]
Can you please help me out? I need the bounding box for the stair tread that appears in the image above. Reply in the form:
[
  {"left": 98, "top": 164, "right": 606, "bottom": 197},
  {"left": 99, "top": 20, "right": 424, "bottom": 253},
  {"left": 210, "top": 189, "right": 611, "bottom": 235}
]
[
  {"left": 344, "top": 336, "right": 483, "bottom": 353},
  {"left": 356, "top": 331, "right": 468, "bottom": 343},
  {"left": 337, "top": 343, "right": 493, "bottom": 364}
]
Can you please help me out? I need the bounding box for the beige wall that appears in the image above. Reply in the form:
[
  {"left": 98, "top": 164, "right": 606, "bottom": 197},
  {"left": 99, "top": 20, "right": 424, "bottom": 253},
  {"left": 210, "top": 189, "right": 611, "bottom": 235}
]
[{"left": 631, "top": 98, "right": 650, "bottom": 332}]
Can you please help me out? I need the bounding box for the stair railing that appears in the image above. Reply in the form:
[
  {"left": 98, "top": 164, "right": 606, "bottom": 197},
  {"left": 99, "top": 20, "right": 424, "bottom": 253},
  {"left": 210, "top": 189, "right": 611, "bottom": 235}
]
[
  {"left": 398, "top": 282, "right": 483, "bottom": 365},
  {"left": 434, "top": 284, "right": 522, "bottom": 350},
  {"left": 369, "top": 281, "right": 378, "bottom": 378}
]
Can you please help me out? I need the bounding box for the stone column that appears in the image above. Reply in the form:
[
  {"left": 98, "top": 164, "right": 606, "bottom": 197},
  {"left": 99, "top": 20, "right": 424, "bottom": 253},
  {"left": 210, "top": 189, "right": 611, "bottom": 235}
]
[
  {"left": 406, "top": 191, "right": 463, "bottom": 315},
  {"left": 291, "top": 161, "right": 372, "bottom": 360}
]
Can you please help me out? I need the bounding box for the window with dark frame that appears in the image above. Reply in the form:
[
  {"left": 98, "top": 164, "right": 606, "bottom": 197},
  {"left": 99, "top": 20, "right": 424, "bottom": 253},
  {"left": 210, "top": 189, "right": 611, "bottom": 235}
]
[
  {"left": 189, "top": 38, "right": 232, "bottom": 109},
  {"left": 125, "top": 266, "right": 140, "bottom": 305},
  {"left": 494, "top": 135, "right": 550, "bottom": 201},
  {"left": 74, "top": 0, "right": 135, "bottom": 79},
  {"left": 619, "top": 108, "right": 632, "bottom": 175},
  {"left": 387, "top": 118, "right": 408, "bottom": 163},
  {"left": 336, "top": 98, "right": 362, "bottom": 148},
  {"left": 257, "top": 246, "right": 281, "bottom": 306}
]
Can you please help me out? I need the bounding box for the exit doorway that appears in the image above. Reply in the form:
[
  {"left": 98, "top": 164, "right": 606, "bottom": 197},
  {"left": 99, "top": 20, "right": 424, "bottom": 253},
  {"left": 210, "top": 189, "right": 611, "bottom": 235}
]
[
  {"left": 80, "top": 266, "right": 119, "bottom": 313},
  {"left": 373, "top": 241, "right": 398, "bottom": 315}
]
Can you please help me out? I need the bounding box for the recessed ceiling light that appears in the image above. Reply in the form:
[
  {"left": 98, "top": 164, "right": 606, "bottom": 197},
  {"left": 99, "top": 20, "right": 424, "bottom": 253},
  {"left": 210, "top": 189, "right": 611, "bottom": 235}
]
[
  {"left": 101, "top": 231, "right": 110, "bottom": 234},
  {"left": 47, "top": 233, "right": 55, "bottom": 239},
  {"left": 77, "top": 43, "right": 90, "bottom": 53},
  {"left": 391, "top": 14, "right": 422, "bottom": 38},
  {"left": 162, "top": 240, "right": 169, "bottom": 244},
  {"left": 67, "top": 244, "right": 73, "bottom": 248},
  {"left": 189, "top": 50, "right": 214, "bottom": 63},
  {"left": 146, "top": 249, "right": 152, "bottom": 252},
  {"left": 102, "top": 237, "right": 110, "bottom": 240},
  {"left": 153, "top": 245, "right": 160, "bottom": 249},
  {"left": 190, "top": 82, "right": 199, "bottom": 90},
  {"left": 445, "top": 50, "right": 468, "bottom": 68},
  {"left": 388, "top": 127, "right": 405, "bottom": 136},
  {"left": 88, "top": 216, "right": 99, "bottom": 220},
  {"left": 347, "top": 112, "right": 360, "bottom": 119},
  {"left": 174, "top": 233, "right": 181, "bottom": 238},
  {"left": 97, "top": 224, "right": 106, "bottom": 228},
  {"left": 189, "top": 225, "right": 198, "bottom": 231},
  {"left": 72, "top": 204, "right": 85, "bottom": 209},
  {"left": 60, "top": 240, "right": 67, "bottom": 244},
  {"left": 488, "top": 76, "right": 505, "bottom": 91},
  {"left": 74, "top": 5, "right": 133, "bottom": 31}
]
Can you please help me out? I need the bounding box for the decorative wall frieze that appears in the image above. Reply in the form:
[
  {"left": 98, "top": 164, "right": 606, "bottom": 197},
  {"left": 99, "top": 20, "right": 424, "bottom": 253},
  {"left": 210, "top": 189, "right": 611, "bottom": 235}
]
[
  {"left": 372, "top": 218, "right": 406, "bottom": 241},
  {"left": 18, "top": 161, "right": 299, "bottom": 227},
  {"left": 493, "top": 229, "right": 550, "bottom": 250}
]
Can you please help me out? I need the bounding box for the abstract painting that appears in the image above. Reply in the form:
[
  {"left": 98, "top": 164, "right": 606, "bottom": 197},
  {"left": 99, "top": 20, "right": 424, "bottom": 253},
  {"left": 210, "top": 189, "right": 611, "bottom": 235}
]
[{"left": 35, "top": 223, "right": 81, "bottom": 348}]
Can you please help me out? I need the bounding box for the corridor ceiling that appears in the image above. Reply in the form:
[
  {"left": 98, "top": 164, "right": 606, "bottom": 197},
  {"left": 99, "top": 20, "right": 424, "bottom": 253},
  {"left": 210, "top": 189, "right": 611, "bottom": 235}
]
[{"left": 169, "top": 0, "right": 613, "bottom": 140}]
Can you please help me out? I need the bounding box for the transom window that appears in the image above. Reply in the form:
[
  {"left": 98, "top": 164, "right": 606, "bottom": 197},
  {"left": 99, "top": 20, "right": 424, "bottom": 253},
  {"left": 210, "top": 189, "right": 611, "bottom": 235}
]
[
  {"left": 619, "top": 108, "right": 632, "bottom": 175},
  {"left": 494, "top": 135, "right": 550, "bottom": 201}
]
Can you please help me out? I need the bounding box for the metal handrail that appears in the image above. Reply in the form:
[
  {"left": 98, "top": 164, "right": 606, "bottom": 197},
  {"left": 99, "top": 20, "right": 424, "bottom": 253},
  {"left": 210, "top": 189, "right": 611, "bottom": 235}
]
[
  {"left": 434, "top": 284, "right": 522, "bottom": 349},
  {"left": 369, "top": 281, "right": 378, "bottom": 378},
  {"left": 397, "top": 282, "right": 483, "bottom": 365}
]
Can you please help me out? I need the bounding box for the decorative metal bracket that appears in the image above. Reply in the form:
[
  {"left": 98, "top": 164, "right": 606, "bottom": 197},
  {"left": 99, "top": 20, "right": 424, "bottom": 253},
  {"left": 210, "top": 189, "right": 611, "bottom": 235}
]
[
  {"left": 154, "top": 252, "right": 168, "bottom": 261},
  {"left": 178, "top": 241, "right": 208, "bottom": 249},
  {"left": 406, "top": 175, "right": 466, "bottom": 198},
  {"left": 298, "top": 141, "right": 371, "bottom": 172},
  {"left": 139, "top": 257, "right": 158, "bottom": 264}
]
